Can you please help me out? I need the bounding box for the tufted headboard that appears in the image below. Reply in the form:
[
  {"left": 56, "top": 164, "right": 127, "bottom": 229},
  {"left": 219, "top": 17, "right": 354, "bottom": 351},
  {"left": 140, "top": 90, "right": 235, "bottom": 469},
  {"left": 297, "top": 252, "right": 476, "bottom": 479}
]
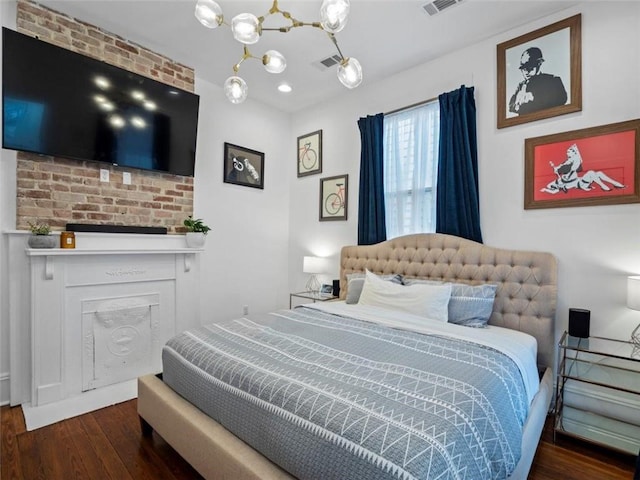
[{"left": 340, "top": 233, "right": 558, "bottom": 369}]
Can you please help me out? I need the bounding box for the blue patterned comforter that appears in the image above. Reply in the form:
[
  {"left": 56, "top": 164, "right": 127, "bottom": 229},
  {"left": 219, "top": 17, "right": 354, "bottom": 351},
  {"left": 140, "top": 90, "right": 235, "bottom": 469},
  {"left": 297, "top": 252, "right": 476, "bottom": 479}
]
[{"left": 162, "top": 305, "right": 532, "bottom": 480}]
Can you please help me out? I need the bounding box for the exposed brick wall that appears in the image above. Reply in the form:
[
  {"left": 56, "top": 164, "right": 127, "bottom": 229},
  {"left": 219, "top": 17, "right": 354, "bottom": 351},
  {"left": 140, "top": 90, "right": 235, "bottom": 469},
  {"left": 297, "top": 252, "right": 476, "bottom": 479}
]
[{"left": 14, "top": 0, "right": 196, "bottom": 233}]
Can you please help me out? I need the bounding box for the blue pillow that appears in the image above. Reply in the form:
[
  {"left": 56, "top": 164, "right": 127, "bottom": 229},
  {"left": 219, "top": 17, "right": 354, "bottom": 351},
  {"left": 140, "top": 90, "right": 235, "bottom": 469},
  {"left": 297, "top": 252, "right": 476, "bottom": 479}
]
[{"left": 403, "top": 279, "right": 497, "bottom": 327}]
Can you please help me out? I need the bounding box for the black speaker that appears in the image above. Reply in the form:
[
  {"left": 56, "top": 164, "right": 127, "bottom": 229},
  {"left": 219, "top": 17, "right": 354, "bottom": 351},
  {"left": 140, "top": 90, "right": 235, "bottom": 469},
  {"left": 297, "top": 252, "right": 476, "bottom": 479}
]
[
  {"left": 332, "top": 279, "right": 340, "bottom": 297},
  {"left": 568, "top": 308, "right": 590, "bottom": 338}
]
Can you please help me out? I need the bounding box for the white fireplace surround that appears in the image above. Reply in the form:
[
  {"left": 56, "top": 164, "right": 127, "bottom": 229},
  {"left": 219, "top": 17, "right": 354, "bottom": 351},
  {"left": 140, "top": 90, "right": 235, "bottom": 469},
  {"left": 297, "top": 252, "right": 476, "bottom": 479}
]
[{"left": 6, "top": 231, "right": 203, "bottom": 430}]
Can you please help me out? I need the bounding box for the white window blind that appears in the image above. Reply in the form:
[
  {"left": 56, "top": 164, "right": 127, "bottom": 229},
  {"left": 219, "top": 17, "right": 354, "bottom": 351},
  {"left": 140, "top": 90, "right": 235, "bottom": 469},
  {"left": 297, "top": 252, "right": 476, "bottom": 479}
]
[{"left": 383, "top": 101, "right": 440, "bottom": 239}]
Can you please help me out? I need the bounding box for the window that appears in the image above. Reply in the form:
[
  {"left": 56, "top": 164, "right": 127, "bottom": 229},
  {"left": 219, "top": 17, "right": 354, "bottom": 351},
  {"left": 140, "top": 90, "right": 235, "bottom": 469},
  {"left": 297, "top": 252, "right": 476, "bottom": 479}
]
[{"left": 383, "top": 101, "right": 440, "bottom": 239}]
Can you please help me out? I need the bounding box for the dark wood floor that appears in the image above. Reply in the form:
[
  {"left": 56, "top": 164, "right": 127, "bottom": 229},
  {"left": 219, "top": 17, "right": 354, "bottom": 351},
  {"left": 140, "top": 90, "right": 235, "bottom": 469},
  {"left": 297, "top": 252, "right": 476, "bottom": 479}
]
[{"left": 1, "top": 400, "right": 637, "bottom": 479}]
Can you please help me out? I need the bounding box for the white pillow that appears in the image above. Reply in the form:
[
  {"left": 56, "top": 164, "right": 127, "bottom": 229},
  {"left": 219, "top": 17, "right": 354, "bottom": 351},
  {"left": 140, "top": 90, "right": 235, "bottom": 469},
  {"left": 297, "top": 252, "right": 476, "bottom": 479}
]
[
  {"left": 345, "top": 272, "right": 403, "bottom": 304},
  {"left": 358, "top": 270, "right": 452, "bottom": 322}
]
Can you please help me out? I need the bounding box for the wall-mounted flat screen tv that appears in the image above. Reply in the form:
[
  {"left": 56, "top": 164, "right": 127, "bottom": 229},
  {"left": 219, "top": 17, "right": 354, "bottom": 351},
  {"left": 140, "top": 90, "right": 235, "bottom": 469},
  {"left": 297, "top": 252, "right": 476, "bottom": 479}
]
[{"left": 2, "top": 28, "right": 199, "bottom": 176}]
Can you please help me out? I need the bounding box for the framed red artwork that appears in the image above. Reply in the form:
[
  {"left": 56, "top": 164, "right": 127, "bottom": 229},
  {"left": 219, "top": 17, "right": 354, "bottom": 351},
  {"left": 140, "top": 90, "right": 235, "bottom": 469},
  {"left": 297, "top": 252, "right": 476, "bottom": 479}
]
[{"left": 524, "top": 119, "right": 640, "bottom": 209}]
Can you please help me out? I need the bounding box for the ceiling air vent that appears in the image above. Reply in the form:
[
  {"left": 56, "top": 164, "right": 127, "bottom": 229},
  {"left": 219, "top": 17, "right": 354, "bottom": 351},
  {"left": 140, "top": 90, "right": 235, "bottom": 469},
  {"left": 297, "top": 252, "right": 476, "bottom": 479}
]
[
  {"left": 313, "top": 54, "right": 342, "bottom": 71},
  {"left": 422, "top": 0, "right": 463, "bottom": 16}
]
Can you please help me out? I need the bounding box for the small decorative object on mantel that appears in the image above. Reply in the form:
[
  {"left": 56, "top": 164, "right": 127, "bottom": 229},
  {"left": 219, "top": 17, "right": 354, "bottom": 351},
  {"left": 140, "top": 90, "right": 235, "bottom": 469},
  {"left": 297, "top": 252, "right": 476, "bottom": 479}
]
[
  {"left": 183, "top": 216, "right": 211, "bottom": 248},
  {"left": 60, "top": 231, "right": 76, "bottom": 249},
  {"left": 27, "top": 220, "right": 56, "bottom": 249}
]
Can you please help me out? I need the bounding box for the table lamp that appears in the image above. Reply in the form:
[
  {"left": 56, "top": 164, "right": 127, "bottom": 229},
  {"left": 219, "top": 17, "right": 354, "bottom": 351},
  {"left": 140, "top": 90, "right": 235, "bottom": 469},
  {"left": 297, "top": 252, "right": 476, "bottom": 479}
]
[
  {"left": 626, "top": 276, "right": 640, "bottom": 347},
  {"left": 303, "top": 256, "right": 324, "bottom": 293}
]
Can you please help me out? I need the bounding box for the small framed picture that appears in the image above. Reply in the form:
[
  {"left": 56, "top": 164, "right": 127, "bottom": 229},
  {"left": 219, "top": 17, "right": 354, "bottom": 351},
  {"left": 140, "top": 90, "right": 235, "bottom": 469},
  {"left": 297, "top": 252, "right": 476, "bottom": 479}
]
[
  {"left": 223, "top": 142, "right": 264, "bottom": 189},
  {"left": 297, "top": 130, "right": 322, "bottom": 177},
  {"left": 497, "top": 14, "right": 581, "bottom": 129},
  {"left": 524, "top": 119, "right": 640, "bottom": 210},
  {"left": 320, "top": 284, "right": 333, "bottom": 295},
  {"left": 320, "top": 174, "right": 348, "bottom": 221}
]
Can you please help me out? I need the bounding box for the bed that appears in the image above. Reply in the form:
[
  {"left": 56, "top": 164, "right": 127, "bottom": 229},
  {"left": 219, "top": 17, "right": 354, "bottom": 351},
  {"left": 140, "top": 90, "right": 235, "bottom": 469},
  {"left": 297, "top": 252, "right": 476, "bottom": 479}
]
[{"left": 138, "top": 233, "right": 557, "bottom": 479}]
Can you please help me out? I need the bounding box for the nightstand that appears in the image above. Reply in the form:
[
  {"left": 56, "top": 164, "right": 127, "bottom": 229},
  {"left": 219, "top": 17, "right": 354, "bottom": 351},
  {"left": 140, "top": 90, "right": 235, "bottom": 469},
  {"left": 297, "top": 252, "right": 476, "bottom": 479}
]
[
  {"left": 289, "top": 291, "right": 338, "bottom": 309},
  {"left": 555, "top": 331, "right": 640, "bottom": 454}
]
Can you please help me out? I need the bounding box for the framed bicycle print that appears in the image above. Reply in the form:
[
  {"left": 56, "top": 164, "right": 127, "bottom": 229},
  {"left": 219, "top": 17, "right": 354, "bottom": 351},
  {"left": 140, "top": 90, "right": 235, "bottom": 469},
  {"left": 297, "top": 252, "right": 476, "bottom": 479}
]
[
  {"left": 297, "top": 130, "right": 322, "bottom": 177},
  {"left": 320, "top": 174, "right": 348, "bottom": 221},
  {"left": 497, "top": 14, "right": 581, "bottom": 129},
  {"left": 223, "top": 142, "right": 264, "bottom": 189},
  {"left": 524, "top": 119, "right": 640, "bottom": 210}
]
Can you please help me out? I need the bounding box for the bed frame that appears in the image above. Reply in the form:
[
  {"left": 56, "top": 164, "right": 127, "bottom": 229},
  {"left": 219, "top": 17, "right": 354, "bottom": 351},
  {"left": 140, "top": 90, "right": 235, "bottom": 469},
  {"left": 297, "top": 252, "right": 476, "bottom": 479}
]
[{"left": 138, "top": 233, "right": 557, "bottom": 480}]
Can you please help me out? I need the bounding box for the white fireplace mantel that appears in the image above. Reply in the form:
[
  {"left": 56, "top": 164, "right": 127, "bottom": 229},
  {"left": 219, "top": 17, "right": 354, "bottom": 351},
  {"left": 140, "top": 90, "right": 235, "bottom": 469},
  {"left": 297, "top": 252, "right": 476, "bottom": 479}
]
[
  {"left": 26, "top": 246, "right": 202, "bottom": 277},
  {"left": 5, "top": 230, "right": 204, "bottom": 430}
]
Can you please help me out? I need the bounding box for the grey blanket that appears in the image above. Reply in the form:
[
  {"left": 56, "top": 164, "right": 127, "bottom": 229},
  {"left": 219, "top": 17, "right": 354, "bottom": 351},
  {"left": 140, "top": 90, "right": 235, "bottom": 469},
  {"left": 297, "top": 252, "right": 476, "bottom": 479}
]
[{"left": 162, "top": 306, "right": 529, "bottom": 479}]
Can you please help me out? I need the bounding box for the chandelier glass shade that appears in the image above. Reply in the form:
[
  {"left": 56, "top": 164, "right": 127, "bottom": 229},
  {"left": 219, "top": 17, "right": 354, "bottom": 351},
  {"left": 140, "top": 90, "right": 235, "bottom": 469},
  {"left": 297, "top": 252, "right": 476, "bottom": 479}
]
[
  {"left": 263, "top": 50, "right": 286, "bottom": 74},
  {"left": 231, "top": 13, "right": 261, "bottom": 44},
  {"left": 195, "top": 0, "right": 223, "bottom": 29},
  {"left": 223, "top": 76, "right": 249, "bottom": 104},
  {"left": 337, "top": 57, "right": 362, "bottom": 89},
  {"left": 319, "top": 0, "right": 350, "bottom": 33},
  {"left": 194, "top": 0, "right": 362, "bottom": 103}
]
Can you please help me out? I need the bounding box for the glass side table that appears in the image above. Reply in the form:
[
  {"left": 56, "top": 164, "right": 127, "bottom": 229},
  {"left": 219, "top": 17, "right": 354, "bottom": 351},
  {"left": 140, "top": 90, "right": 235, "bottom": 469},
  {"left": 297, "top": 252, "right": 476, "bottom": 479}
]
[
  {"left": 289, "top": 291, "right": 338, "bottom": 308},
  {"left": 555, "top": 331, "right": 640, "bottom": 454}
]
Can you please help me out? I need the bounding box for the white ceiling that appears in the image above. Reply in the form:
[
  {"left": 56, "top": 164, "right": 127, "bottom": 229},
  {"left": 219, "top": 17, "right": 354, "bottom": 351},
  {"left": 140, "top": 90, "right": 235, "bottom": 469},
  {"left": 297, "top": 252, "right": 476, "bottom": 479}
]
[{"left": 38, "top": 0, "right": 578, "bottom": 113}]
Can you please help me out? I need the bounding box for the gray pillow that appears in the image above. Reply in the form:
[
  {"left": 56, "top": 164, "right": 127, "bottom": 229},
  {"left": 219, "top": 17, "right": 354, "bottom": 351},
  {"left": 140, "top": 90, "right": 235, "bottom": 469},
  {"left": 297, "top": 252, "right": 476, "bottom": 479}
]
[
  {"left": 403, "top": 279, "right": 497, "bottom": 327},
  {"left": 345, "top": 272, "right": 404, "bottom": 304}
]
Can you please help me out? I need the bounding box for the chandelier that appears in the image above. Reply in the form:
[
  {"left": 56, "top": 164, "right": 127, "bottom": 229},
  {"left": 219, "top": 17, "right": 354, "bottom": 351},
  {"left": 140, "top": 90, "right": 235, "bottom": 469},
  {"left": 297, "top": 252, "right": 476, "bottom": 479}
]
[{"left": 194, "top": 0, "right": 363, "bottom": 104}]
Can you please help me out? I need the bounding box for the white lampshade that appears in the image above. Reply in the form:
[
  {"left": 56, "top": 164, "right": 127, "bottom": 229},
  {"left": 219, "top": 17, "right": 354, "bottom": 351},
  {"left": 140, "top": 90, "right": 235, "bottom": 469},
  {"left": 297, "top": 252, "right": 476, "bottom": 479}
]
[
  {"left": 320, "top": 0, "right": 350, "bottom": 33},
  {"left": 231, "top": 13, "right": 260, "bottom": 44},
  {"left": 263, "top": 50, "right": 286, "bottom": 74},
  {"left": 195, "top": 0, "right": 223, "bottom": 29},
  {"left": 303, "top": 256, "right": 325, "bottom": 274},
  {"left": 337, "top": 57, "right": 362, "bottom": 89},
  {"left": 627, "top": 276, "right": 640, "bottom": 310},
  {"left": 223, "top": 76, "right": 248, "bottom": 104}
]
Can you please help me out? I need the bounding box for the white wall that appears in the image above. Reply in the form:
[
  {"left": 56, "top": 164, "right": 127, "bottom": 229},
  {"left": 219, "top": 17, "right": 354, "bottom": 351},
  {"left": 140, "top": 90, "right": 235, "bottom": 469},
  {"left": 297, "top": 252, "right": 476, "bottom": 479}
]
[
  {"left": 288, "top": 2, "right": 640, "bottom": 343},
  {"left": 191, "top": 77, "right": 291, "bottom": 323}
]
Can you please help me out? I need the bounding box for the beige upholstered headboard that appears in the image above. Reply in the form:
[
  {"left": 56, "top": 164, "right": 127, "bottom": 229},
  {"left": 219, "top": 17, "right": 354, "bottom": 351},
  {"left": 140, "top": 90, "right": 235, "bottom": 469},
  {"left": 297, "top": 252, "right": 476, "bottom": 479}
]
[{"left": 340, "top": 233, "right": 558, "bottom": 370}]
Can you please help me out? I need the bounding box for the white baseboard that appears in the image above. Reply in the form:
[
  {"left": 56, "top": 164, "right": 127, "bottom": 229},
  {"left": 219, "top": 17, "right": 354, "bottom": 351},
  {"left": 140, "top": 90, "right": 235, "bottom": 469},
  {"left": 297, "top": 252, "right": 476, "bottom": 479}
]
[
  {"left": 0, "top": 372, "right": 10, "bottom": 406},
  {"left": 21, "top": 379, "right": 137, "bottom": 431}
]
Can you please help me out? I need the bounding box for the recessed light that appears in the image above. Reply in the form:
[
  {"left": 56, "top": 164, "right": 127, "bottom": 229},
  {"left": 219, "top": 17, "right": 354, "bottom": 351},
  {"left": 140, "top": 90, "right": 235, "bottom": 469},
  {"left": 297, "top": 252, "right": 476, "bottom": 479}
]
[{"left": 278, "top": 83, "right": 292, "bottom": 93}]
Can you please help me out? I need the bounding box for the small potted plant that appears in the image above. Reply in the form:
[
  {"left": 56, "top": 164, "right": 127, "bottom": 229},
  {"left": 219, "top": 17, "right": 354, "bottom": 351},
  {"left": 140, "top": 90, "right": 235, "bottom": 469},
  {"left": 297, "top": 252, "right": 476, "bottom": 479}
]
[
  {"left": 27, "top": 220, "right": 57, "bottom": 248},
  {"left": 183, "top": 215, "right": 210, "bottom": 248}
]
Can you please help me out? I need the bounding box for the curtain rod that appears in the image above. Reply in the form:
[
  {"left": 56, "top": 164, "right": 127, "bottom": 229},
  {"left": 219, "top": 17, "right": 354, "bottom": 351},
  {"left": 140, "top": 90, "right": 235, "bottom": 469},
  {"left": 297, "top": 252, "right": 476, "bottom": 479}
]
[{"left": 385, "top": 96, "right": 438, "bottom": 116}]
